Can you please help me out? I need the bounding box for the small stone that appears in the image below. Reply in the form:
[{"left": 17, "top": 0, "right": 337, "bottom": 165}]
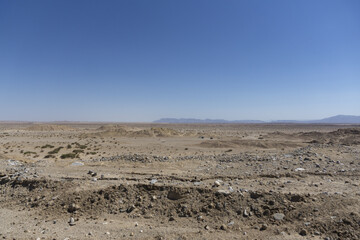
[
  {"left": 169, "top": 216, "right": 175, "bottom": 221},
  {"left": 260, "top": 224, "right": 267, "bottom": 231},
  {"left": 216, "top": 189, "right": 232, "bottom": 195},
  {"left": 167, "top": 191, "right": 183, "bottom": 200},
  {"left": 214, "top": 180, "right": 221, "bottom": 187},
  {"left": 299, "top": 229, "right": 307, "bottom": 236},
  {"left": 204, "top": 225, "right": 210, "bottom": 230},
  {"left": 220, "top": 224, "right": 227, "bottom": 230},
  {"left": 69, "top": 217, "right": 75, "bottom": 226},
  {"left": 68, "top": 203, "right": 80, "bottom": 213},
  {"left": 295, "top": 168, "right": 305, "bottom": 172},
  {"left": 273, "top": 213, "right": 285, "bottom": 221},
  {"left": 127, "top": 205, "right": 136, "bottom": 213},
  {"left": 243, "top": 209, "right": 249, "bottom": 217}
]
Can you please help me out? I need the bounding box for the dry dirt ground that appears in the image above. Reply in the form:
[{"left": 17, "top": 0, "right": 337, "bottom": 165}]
[{"left": 0, "top": 122, "right": 359, "bottom": 240}]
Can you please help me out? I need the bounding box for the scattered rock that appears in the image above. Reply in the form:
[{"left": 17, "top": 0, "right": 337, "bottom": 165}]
[
  {"left": 299, "top": 229, "right": 307, "bottom": 236},
  {"left": 69, "top": 217, "right": 75, "bottom": 226},
  {"left": 243, "top": 209, "right": 249, "bottom": 217},
  {"left": 273, "top": 213, "right": 285, "bottom": 221},
  {"left": 68, "top": 203, "right": 80, "bottom": 213},
  {"left": 167, "top": 190, "right": 183, "bottom": 200},
  {"left": 260, "top": 224, "right": 267, "bottom": 231},
  {"left": 295, "top": 168, "right": 305, "bottom": 172}
]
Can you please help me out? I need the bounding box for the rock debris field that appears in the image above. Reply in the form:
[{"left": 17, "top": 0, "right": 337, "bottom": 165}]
[{"left": 0, "top": 122, "right": 359, "bottom": 239}]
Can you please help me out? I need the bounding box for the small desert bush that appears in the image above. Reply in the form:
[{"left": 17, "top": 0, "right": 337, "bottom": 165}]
[
  {"left": 60, "top": 153, "right": 77, "bottom": 159},
  {"left": 48, "top": 147, "right": 63, "bottom": 154},
  {"left": 41, "top": 144, "right": 54, "bottom": 149},
  {"left": 72, "top": 149, "right": 84, "bottom": 154}
]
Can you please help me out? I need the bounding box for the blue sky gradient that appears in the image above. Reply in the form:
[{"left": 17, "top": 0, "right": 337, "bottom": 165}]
[{"left": 0, "top": 0, "right": 359, "bottom": 121}]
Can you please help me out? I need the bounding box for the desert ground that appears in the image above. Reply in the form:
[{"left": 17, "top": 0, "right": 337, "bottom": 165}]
[{"left": 0, "top": 122, "right": 359, "bottom": 240}]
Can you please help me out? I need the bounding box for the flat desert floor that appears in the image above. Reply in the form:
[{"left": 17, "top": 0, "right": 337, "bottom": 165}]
[{"left": 0, "top": 122, "right": 359, "bottom": 240}]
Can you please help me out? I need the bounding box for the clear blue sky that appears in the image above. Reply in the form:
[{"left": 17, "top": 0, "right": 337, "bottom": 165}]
[{"left": 0, "top": 0, "right": 359, "bottom": 122}]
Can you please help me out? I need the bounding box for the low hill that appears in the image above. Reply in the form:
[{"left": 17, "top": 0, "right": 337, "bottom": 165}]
[{"left": 25, "top": 124, "right": 75, "bottom": 131}]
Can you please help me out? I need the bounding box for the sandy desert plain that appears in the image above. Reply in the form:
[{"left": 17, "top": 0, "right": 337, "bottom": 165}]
[{"left": 0, "top": 122, "right": 359, "bottom": 240}]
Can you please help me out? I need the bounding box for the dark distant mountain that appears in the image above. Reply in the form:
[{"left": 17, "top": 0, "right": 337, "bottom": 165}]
[
  {"left": 153, "top": 118, "right": 265, "bottom": 124},
  {"left": 272, "top": 115, "right": 360, "bottom": 124},
  {"left": 314, "top": 115, "right": 360, "bottom": 124},
  {"left": 154, "top": 115, "right": 360, "bottom": 124}
]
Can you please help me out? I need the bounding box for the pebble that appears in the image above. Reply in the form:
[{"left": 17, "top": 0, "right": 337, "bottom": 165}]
[
  {"left": 295, "top": 168, "right": 305, "bottom": 172},
  {"left": 273, "top": 213, "right": 285, "bottom": 221},
  {"left": 217, "top": 189, "right": 232, "bottom": 195},
  {"left": 243, "top": 209, "right": 249, "bottom": 217},
  {"left": 260, "top": 224, "right": 267, "bottom": 231},
  {"left": 69, "top": 217, "right": 75, "bottom": 226},
  {"left": 299, "top": 229, "right": 307, "bottom": 236},
  {"left": 214, "top": 180, "right": 222, "bottom": 186}
]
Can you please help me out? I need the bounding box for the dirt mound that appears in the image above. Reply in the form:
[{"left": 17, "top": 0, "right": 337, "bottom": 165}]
[
  {"left": 1, "top": 179, "right": 359, "bottom": 239},
  {"left": 25, "top": 124, "right": 75, "bottom": 131},
  {"left": 199, "top": 139, "right": 301, "bottom": 149},
  {"left": 96, "top": 125, "right": 143, "bottom": 132},
  {"left": 90, "top": 126, "right": 190, "bottom": 137},
  {"left": 298, "top": 128, "right": 360, "bottom": 145},
  {"left": 264, "top": 128, "right": 360, "bottom": 146}
]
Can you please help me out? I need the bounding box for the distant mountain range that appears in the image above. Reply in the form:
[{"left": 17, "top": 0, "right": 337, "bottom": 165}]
[
  {"left": 154, "top": 115, "right": 360, "bottom": 124},
  {"left": 154, "top": 118, "right": 265, "bottom": 124}
]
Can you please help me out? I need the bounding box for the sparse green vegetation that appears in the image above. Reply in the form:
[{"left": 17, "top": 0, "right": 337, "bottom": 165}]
[
  {"left": 41, "top": 144, "right": 54, "bottom": 149},
  {"left": 44, "top": 154, "right": 55, "bottom": 158},
  {"left": 48, "top": 147, "right": 63, "bottom": 154},
  {"left": 72, "top": 142, "right": 87, "bottom": 149},
  {"left": 60, "top": 153, "right": 77, "bottom": 159},
  {"left": 24, "top": 151, "right": 37, "bottom": 155},
  {"left": 72, "top": 149, "right": 84, "bottom": 154}
]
